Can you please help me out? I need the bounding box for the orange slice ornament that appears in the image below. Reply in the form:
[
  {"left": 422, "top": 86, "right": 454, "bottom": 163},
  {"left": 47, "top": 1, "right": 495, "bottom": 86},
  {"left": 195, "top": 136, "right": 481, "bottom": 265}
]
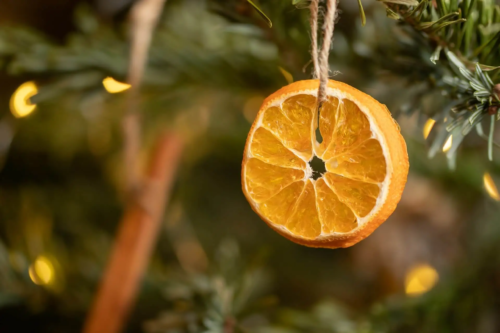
[{"left": 242, "top": 80, "right": 409, "bottom": 249}]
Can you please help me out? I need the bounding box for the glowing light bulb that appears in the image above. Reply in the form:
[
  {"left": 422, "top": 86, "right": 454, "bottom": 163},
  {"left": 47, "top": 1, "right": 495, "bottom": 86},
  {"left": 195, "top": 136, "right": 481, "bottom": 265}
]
[
  {"left": 483, "top": 172, "right": 500, "bottom": 201},
  {"left": 405, "top": 263, "right": 439, "bottom": 296},
  {"left": 10, "top": 81, "right": 38, "bottom": 118},
  {"left": 102, "top": 77, "right": 131, "bottom": 93},
  {"left": 29, "top": 255, "right": 55, "bottom": 286},
  {"left": 442, "top": 135, "right": 453, "bottom": 152},
  {"left": 423, "top": 118, "right": 435, "bottom": 139}
]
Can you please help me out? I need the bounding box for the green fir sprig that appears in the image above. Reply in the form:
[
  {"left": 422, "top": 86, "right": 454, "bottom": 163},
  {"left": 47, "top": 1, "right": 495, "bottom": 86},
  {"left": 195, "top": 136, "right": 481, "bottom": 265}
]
[{"left": 379, "top": 0, "right": 500, "bottom": 166}]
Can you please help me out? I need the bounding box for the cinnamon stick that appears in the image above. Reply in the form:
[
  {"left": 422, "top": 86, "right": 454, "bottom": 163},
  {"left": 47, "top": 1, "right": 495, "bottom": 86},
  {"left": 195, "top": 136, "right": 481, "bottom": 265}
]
[{"left": 83, "top": 132, "right": 183, "bottom": 333}]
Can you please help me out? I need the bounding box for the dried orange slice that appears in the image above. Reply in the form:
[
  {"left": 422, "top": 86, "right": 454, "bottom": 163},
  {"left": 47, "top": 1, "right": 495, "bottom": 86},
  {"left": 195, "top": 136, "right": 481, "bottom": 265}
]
[{"left": 242, "top": 80, "right": 409, "bottom": 248}]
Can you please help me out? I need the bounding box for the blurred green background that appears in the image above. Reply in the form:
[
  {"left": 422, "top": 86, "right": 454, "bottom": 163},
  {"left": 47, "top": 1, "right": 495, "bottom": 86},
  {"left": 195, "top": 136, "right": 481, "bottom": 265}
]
[{"left": 1, "top": 0, "right": 500, "bottom": 332}]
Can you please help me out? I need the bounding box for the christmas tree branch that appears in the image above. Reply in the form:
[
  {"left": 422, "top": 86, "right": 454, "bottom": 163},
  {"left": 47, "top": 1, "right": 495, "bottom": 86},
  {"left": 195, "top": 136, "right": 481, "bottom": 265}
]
[{"left": 379, "top": 0, "right": 500, "bottom": 165}]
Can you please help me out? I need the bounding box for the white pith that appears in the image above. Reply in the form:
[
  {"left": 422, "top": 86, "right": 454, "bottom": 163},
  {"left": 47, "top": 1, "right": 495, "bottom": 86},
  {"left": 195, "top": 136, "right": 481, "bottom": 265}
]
[{"left": 244, "top": 87, "right": 392, "bottom": 239}]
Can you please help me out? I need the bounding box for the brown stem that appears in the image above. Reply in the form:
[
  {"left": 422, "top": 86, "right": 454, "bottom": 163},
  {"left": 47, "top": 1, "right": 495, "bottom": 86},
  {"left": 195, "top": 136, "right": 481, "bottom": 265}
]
[{"left": 83, "top": 132, "right": 183, "bottom": 333}]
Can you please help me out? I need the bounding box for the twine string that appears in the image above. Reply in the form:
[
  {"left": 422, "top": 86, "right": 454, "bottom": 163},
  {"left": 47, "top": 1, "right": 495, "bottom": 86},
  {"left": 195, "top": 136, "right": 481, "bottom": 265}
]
[
  {"left": 310, "top": 0, "right": 320, "bottom": 79},
  {"left": 310, "top": 0, "right": 338, "bottom": 141}
]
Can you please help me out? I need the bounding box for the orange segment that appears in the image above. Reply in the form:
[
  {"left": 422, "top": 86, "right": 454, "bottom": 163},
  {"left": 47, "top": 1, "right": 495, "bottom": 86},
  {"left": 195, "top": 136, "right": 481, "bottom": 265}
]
[
  {"left": 322, "top": 99, "right": 372, "bottom": 161},
  {"left": 316, "top": 96, "right": 340, "bottom": 157},
  {"left": 286, "top": 180, "right": 321, "bottom": 239},
  {"left": 315, "top": 178, "right": 357, "bottom": 233},
  {"left": 261, "top": 103, "right": 313, "bottom": 160},
  {"left": 259, "top": 181, "right": 305, "bottom": 226},
  {"left": 242, "top": 80, "right": 409, "bottom": 249},
  {"left": 325, "top": 139, "right": 387, "bottom": 183},
  {"left": 324, "top": 173, "right": 380, "bottom": 218},
  {"left": 281, "top": 94, "right": 316, "bottom": 123},
  {"left": 244, "top": 158, "right": 304, "bottom": 202},
  {"left": 250, "top": 127, "right": 306, "bottom": 169}
]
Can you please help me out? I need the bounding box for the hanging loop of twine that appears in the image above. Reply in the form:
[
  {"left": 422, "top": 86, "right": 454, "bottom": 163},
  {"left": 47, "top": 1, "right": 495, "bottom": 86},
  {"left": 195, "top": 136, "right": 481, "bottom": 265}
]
[
  {"left": 310, "top": 0, "right": 338, "bottom": 110},
  {"left": 310, "top": 0, "right": 320, "bottom": 79}
]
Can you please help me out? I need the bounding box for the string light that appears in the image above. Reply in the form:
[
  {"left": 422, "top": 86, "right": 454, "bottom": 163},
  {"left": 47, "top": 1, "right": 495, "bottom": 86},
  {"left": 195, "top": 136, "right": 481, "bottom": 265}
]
[
  {"left": 423, "top": 118, "right": 435, "bottom": 139},
  {"left": 483, "top": 172, "right": 500, "bottom": 201},
  {"left": 278, "top": 66, "right": 294, "bottom": 84},
  {"left": 10, "top": 81, "right": 38, "bottom": 118},
  {"left": 442, "top": 135, "right": 453, "bottom": 152},
  {"left": 102, "top": 77, "right": 131, "bottom": 93},
  {"left": 405, "top": 263, "right": 439, "bottom": 296},
  {"left": 29, "top": 255, "right": 55, "bottom": 286}
]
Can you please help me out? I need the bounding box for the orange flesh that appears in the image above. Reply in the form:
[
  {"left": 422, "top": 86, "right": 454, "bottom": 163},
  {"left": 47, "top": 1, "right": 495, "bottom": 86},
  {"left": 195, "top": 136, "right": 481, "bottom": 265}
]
[{"left": 244, "top": 93, "right": 386, "bottom": 239}]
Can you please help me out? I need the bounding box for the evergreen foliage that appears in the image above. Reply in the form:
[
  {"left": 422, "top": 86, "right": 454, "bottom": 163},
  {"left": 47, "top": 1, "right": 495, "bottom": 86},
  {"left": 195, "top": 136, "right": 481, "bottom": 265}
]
[{"left": 0, "top": 0, "right": 500, "bottom": 332}]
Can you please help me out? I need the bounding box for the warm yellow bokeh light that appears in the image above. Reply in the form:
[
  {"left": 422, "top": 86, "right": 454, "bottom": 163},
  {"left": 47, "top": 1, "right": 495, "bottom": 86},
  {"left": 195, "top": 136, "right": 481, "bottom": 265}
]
[
  {"left": 483, "top": 172, "right": 500, "bottom": 201},
  {"left": 278, "top": 66, "right": 294, "bottom": 84},
  {"left": 10, "top": 81, "right": 38, "bottom": 118},
  {"left": 405, "top": 263, "right": 439, "bottom": 296},
  {"left": 442, "top": 135, "right": 453, "bottom": 152},
  {"left": 423, "top": 118, "right": 435, "bottom": 139},
  {"left": 102, "top": 77, "right": 131, "bottom": 93},
  {"left": 29, "top": 255, "right": 55, "bottom": 286}
]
